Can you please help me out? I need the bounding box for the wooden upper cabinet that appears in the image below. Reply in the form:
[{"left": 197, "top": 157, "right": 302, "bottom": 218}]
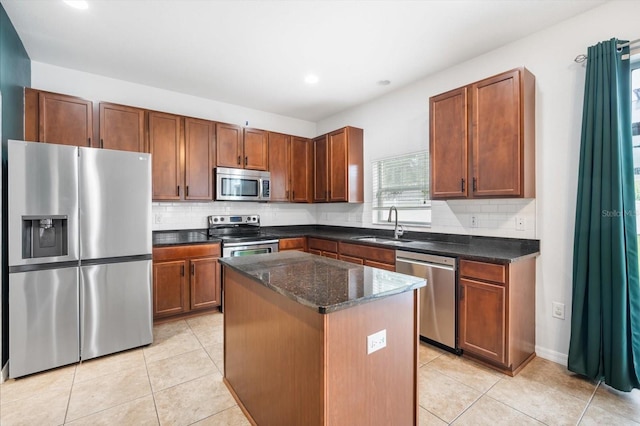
[
  {"left": 314, "top": 127, "right": 363, "bottom": 203},
  {"left": 243, "top": 128, "right": 269, "bottom": 170},
  {"left": 471, "top": 69, "right": 531, "bottom": 197},
  {"left": 25, "top": 90, "right": 93, "bottom": 147},
  {"left": 268, "top": 132, "right": 291, "bottom": 202},
  {"left": 99, "top": 102, "right": 146, "bottom": 152},
  {"left": 184, "top": 117, "right": 215, "bottom": 200},
  {"left": 216, "top": 122, "right": 243, "bottom": 168},
  {"left": 430, "top": 87, "right": 468, "bottom": 199},
  {"left": 215, "top": 124, "right": 268, "bottom": 171},
  {"left": 429, "top": 67, "right": 535, "bottom": 200},
  {"left": 313, "top": 135, "right": 328, "bottom": 202},
  {"left": 149, "top": 111, "right": 183, "bottom": 201},
  {"left": 290, "top": 136, "right": 312, "bottom": 203}
]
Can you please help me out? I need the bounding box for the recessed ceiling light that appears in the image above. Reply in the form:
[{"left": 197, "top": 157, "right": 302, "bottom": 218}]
[
  {"left": 304, "top": 74, "right": 319, "bottom": 85},
  {"left": 63, "top": 0, "right": 89, "bottom": 10},
  {"left": 377, "top": 80, "right": 391, "bottom": 86}
]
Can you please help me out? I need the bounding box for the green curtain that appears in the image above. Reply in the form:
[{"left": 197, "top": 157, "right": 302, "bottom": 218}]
[{"left": 569, "top": 38, "right": 640, "bottom": 392}]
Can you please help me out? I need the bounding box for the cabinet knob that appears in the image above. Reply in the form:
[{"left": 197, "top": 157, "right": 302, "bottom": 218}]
[
  {"left": 186, "top": 186, "right": 189, "bottom": 197},
  {"left": 244, "top": 156, "right": 248, "bottom": 166},
  {"left": 87, "top": 137, "right": 91, "bottom": 147},
  {"left": 292, "top": 190, "right": 295, "bottom": 200},
  {"left": 191, "top": 263, "right": 195, "bottom": 276},
  {"left": 100, "top": 138, "right": 104, "bottom": 149},
  {"left": 472, "top": 177, "right": 477, "bottom": 192},
  {"left": 176, "top": 185, "right": 180, "bottom": 196},
  {"left": 461, "top": 178, "right": 465, "bottom": 192},
  {"left": 237, "top": 155, "right": 241, "bottom": 165}
]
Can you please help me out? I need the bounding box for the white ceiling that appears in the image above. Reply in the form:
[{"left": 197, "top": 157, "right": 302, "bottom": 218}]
[{"left": 2, "top": 0, "right": 606, "bottom": 122}]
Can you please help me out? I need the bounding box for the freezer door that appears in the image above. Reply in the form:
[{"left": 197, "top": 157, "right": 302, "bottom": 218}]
[
  {"left": 79, "top": 147, "right": 152, "bottom": 260},
  {"left": 80, "top": 260, "right": 153, "bottom": 360},
  {"left": 8, "top": 140, "right": 79, "bottom": 266},
  {"left": 9, "top": 267, "right": 80, "bottom": 378}
]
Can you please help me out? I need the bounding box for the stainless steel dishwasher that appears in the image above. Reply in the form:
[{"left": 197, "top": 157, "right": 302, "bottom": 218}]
[{"left": 396, "top": 250, "right": 459, "bottom": 353}]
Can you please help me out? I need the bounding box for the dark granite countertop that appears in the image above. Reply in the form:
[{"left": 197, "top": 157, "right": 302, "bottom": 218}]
[
  {"left": 262, "top": 225, "right": 540, "bottom": 264},
  {"left": 219, "top": 251, "right": 426, "bottom": 314},
  {"left": 152, "top": 229, "right": 221, "bottom": 246},
  {"left": 153, "top": 225, "right": 539, "bottom": 263}
]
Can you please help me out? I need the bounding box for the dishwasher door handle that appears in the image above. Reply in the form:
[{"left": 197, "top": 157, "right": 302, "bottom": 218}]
[{"left": 396, "top": 258, "right": 455, "bottom": 271}]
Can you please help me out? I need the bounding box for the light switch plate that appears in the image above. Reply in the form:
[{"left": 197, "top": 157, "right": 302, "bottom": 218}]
[
  {"left": 367, "top": 329, "right": 387, "bottom": 354},
  {"left": 552, "top": 302, "right": 565, "bottom": 320}
]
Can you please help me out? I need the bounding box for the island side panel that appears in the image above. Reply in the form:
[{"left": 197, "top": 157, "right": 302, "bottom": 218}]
[
  {"left": 223, "top": 267, "right": 325, "bottom": 425},
  {"left": 325, "top": 290, "right": 418, "bottom": 426}
]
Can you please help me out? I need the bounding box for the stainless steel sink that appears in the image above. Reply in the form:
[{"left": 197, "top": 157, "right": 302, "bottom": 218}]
[{"left": 353, "top": 236, "right": 411, "bottom": 246}]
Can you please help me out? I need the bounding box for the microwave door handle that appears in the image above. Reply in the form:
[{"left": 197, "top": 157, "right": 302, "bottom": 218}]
[{"left": 259, "top": 178, "right": 264, "bottom": 200}]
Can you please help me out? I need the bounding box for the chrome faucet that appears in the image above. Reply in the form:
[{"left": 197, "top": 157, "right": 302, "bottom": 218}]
[{"left": 387, "top": 206, "right": 405, "bottom": 239}]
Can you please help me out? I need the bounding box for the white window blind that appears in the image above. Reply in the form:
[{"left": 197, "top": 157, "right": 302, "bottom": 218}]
[{"left": 372, "top": 151, "right": 431, "bottom": 225}]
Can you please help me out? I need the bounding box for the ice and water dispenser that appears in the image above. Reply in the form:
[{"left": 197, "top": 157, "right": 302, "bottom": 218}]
[{"left": 22, "top": 215, "right": 69, "bottom": 259}]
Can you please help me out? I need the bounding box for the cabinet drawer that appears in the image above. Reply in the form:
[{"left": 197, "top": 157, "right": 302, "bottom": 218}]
[
  {"left": 339, "top": 242, "right": 395, "bottom": 264},
  {"left": 279, "top": 237, "right": 306, "bottom": 251},
  {"left": 364, "top": 260, "right": 395, "bottom": 271},
  {"left": 153, "top": 243, "right": 221, "bottom": 261},
  {"left": 339, "top": 254, "right": 364, "bottom": 265},
  {"left": 460, "top": 259, "right": 506, "bottom": 284},
  {"left": 308, "top": 238, "right": 338, "bottom": 253}
]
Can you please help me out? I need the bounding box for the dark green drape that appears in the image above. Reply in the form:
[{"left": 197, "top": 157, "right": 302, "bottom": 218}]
[{"left": 569, "top": 38, "right": 640, "bottom": 392}]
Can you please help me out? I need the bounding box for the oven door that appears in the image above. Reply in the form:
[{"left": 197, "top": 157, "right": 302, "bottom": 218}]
[{"left": 222, "top": 240, "right": 279, "bottom": 257}]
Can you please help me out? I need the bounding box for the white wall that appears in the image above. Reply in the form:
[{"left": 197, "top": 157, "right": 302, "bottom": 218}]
[
  {"left": 31, "top": 62, "right": 317, "bottom": 138},
  {"left": 317, "top": 0, "right": 640, "bottom": 364}
]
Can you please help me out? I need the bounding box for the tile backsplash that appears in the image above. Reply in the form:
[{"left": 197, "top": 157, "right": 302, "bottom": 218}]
[{"left": 153, "top": 198, "right": 537, "bottom": 239}]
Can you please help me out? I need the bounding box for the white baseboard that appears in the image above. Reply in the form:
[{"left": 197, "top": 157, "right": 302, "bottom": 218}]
[
  {"left": 535, "top": 345, "right": 568, "bottom": 366},
  {"left": 1, "top": 361, "right": 8, "bottom": 383}
]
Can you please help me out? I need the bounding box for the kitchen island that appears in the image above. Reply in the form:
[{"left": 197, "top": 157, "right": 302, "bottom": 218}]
[{"left": 219, "top": 251, "right": 426, "bottom": 426}]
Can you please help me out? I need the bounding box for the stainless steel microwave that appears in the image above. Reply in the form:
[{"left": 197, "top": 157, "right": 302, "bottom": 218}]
[{"left": 215, "top": 167, "right": 271, "bottom": 201}]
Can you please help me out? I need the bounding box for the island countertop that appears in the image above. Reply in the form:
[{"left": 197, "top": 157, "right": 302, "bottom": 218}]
[{"left": 219, "top": 251, "right": 426, "bottom": 314}]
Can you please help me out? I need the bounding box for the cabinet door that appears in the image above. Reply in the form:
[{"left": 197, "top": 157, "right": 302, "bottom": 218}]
[
  {"left": 99, "top": 103, "right": 146, "bottom": 152},
  {"left": 471, "top": 69, "right": 522, "bottom": 197},
  {"left": 430, "top": 87, "right": 468, "bottom": 199},
  {"left": 153, "top": 260, "right": 188, "bottom": 318},
  {"left": 190, "top": 257, "right": 221, "bottom": 310},
  {"left": 243, "top": 128, "right": 269, "bottom": 170},
  {"left": 328, "top": 129, "right": 348, "bottom": 202},
  {"left": 313, "top": 135, "right": 328, "bottom": 202},
  {"left": 185, "top": 118, "right": 214, "bottom": 200},
  {"left": 459, "top": 278, "right": 506, "bottom": 365},
  {"left": 216, "top": 123, "right": 243, "bottom": 168},
  {"left": 290, "top": 137, "right": 312, "bottom": 203},
  {"left": 39, "top": 92, "right": 93, "bottom": 147},
  {"left": 268, "top": 132, "right": 290, "bottom": 201},
  {"left": 149, "top": 112, "right": 183, "bottom": 200}
]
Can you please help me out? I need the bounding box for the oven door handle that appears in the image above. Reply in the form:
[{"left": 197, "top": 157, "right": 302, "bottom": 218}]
[{"left": 223, "top": 239, "right": 280, "bottom": 248}]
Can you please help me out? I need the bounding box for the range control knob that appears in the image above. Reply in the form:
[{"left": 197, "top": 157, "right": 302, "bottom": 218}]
[{"left": 213, "top": 217, "right": 218, "bottom": 222}]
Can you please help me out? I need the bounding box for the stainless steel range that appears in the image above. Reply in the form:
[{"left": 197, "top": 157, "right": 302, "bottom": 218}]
[{"left": 208, "top": 215, "right": 279, "bottom": 257}]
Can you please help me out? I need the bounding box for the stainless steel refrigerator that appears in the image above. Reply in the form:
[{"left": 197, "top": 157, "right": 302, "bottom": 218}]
[{"left": 8, "top": 140, "right": 153, "bottom": 378}]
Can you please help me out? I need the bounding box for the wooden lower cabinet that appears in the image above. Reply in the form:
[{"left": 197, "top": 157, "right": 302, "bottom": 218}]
[
  {"left": 223, "top": 266, "right": 418, "bottom": 425},
  {"left": 279, "top": 237, "right": 307, "bottom": 252},
  {"left": 458, "top": 258, "right": 535, "bottom": 375},
  {"left": 152, "top": 243, "right": 221, "bottom": 320},
  {"left": 307, "top": 238, "right": 338, "bottom": 259},
  {"left": 338, "top": 242, "right": 395, "bottom": 271}
]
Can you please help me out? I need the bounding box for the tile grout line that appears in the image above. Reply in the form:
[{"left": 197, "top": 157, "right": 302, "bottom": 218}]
[
  {"left": 62, "top": 365, "right": 78, "bottom": 425},
  {"left": 142, "top": 343, "right": 163, "bottom": 426},
  {"left": 575, "top": 379, "right": 601, "bottom": 425}
]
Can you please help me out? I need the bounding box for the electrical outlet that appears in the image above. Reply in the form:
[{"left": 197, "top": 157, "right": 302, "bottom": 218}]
[
  {"left": 367, "top": 329, "right": 387, "bottom": 354},
  {"left": 515, "top": 217, "right": 525, "bottom": 231},
  {"left": 471, "top": 215, "right": 478, "bottom": 228},
  {"left": 154, "top": 214, "right": 162, "bottom": 224},
  {"left": 552, "top": 302, "right": 565, "bottom": 320}
]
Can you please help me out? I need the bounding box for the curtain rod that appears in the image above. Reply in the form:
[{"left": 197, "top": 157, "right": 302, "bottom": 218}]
[{"left": 574, "top": 38, "right": 640, "bottom": 63}]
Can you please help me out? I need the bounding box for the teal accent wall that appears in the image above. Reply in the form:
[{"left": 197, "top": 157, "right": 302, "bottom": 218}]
[{"left": 0, "top": 2, "right": 30, "bottom": 369}]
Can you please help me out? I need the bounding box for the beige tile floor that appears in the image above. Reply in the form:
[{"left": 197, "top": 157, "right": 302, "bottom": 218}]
[{"left": 1, "top": 311, "right": 639, "bottom": 425}]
